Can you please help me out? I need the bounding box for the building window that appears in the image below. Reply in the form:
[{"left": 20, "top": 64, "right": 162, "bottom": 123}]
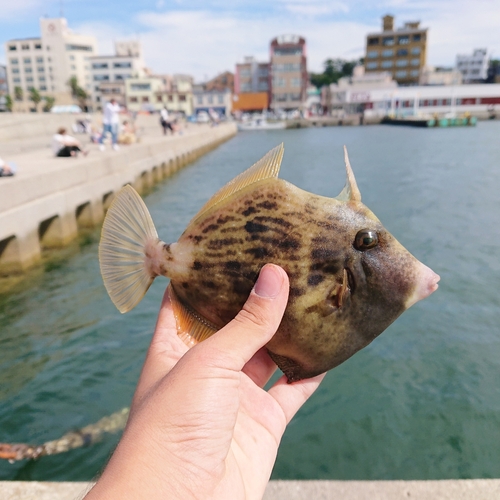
[
  {"left": 25, "top": 67, "right": 33, "bottom": 73},
  {"left": 413, "top": 34, "right": 422, "bottom": 42},
  {"left": 39, "top": 76, "right": 46, "bottom": 81},
  {"left": 35, "top": 43, "right": 42, "bottom": 49},
  {"left": 291, "top": 78, "right": 301, "bottom": 88},
  {"left": 37, "top": 67, "right": 44, "bottom": 72},
  {"left": 382, "top": 37, "right": 394, "bottom": 46},
  {"left": 367, "top": 51, "right": 378, "bottom": 59},
  {"left": 395, "top": 70, "right": 408, "bottom": 78},
  {"left": 8, "top": 45, "right": 17, "bottom": 51},
  {"left": 273, "top": 47, "right": 302, "bottom": 56},
  {"left": 179, "top": 95, "right": 186, "bottom": 102},
  {"left": 382, "top": 49, "right": 394, "bottom": 57},
  {"left": 23, "top": 58, "right": 31, "bottom": 64},
  {"left": 366, "top": 62, "right": 378, "bottom": 70},
  {"left": 11, "top": 68, "right": 20, "bottom": 74},
  {"left": 217, "top": 95, "right": 223, "bottom": 104},
  {"left": 40, "top": 85, "right": 47, "bottom": 90},
  {"left": 36, "top": 57, "right": 43, "bottom": 63},
  {"left": 207, "top": 95, "right": 213, "bottom": 104},
  {"left": 381, "top": 61, "right": 393, "bottom": 68},
  {"left": 13, "top": 77, "right": 20, "bottom": 83},
  {"left": 411, "top": 47, "right": 421, "bottom": 55},
  {"left": 10, "top": 58, "right": 18, "bottom": 64},
  {"left": 21, "top": 44, "right": 30, "bottom": 50},
  {"left": 113, "top": 62, "right": 132, "bottom": 68},
  {"left": 397, "top": 49, "right": 408, "bottom": 56},
  {"left": 157, "top": 95, "right": 163, "bottom": 102},
  {"left": 130, "top": 96, "right": 138, "bottom": 103},
  {"left": 70, "top": 55, "right": 75, "bottom": 60},
  {"left": 289, "top": 93, "right": 301, "bottom": 101},
  {"left": 168, "top": 95, "right": 174, "bottom": 102},
  {"left": 368, "top": 37, "right": 379, "bottom": 45},
  {"left": 410, "top": 70, "right": 420, "bottom": 77},
  {"left": 142, "top": 96, "right": 149, "bottom": 102},
  {"left": 94, "top": 75, "right": 110, "bottom": 81},
  {"left": 66, "top": 44, "right": 93, "bottom": 51},
  {"left": 396, "top": 60, "right": 408, "bottom": 67},
  {"left": 274, "top": 77, "right": 286, "bottom": 87},
  {"left": 241, "top": 83, "right": 252, "bottom": 92},
  {"left": 197, "top": 96, "right": 202, "bottom": 104},
  {"left": 411, "top": 59, "right": 420, "bottom": 66},
  {"left": 26, "top": 76, "right": 33, "bottom": 82},
  {"left": 130, "top": 83, "right": 151, "bottom": 91},
  {"left": 398, "top": 36, "right": 409, "bottom": 45},
  {"left": 92, "top": 62, "right": 108, "bottom": 69}
]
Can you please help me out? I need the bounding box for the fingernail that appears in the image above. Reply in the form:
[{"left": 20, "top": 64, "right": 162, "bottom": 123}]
[{"left": 254, "top": 265, "right": 281, "bottom": 298}]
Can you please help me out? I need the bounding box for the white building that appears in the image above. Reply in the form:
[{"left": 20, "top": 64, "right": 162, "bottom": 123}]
[
  {"left": 4, "top": 18, "right": 97, "bottom": 109},
  {"left": 456, "top": 49, "right": 489, "bottom": 83},
  {"left": 193, "top": 85, "right": 232, "bottom": 117},
  {"left": 419, "top": 66, "right": 462, "bottom": 86},
  {"left": 328, "top": 83, "right": 500, "bottom": 119},
  {"left": 90, "top": 41, "right": 146, "bottom": 109},
  {"left": 125, "top": 77, "right": 164, "bottom": 112}
]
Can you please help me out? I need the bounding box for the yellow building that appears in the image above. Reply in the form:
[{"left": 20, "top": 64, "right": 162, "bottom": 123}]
[{"left": 365, "top": 15, "right": 427, "bottom": 86}]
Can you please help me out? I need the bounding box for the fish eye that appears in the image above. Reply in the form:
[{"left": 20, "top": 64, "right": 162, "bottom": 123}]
[{"left": 354, "top": 229, "right": 379, "bottom": 251}]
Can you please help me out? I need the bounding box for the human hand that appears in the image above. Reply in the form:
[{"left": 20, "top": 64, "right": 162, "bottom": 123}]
[{"left": 85, "top": 264, "right": 325, "bottom": 500}]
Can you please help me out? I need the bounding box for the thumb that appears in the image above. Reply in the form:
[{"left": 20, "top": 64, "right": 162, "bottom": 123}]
[{"left": 200, "top": 264, "right": 289, "bottom": 371}]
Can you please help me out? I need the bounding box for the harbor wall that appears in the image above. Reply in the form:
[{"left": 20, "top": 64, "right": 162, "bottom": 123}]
[{"left": 0, "top": 122, "right": 237, "bottom": 275}]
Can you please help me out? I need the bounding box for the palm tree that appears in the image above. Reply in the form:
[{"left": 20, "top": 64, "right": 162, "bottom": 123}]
[
  {"left": 29, "top": 88, "right": 42, "bottom": 111},
  {"left": 14, "top": 86, "right": 23, "bottom": 101},
  {"left": 43, "top": 96, "right": 55, "bottom": 112}
]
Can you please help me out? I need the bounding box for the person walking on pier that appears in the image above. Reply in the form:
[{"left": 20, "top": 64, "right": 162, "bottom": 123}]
[
  {"left": 160, "top": 106, "right": 174, "bottom": 135},
  {"left": 99, "top": 98, "right": 121, "bottom": 151}
]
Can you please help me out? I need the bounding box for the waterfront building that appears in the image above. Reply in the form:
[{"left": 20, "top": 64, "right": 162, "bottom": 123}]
[
  {"left": 324, "top": 83, "right": 500, "bottom": 119},
  {"left": 365, "top": 15, "right": 427, "bottom": 86},
  {"left": 154, "top": 74, "right": 194, "bottom": 116},
  {"left": 419, "top": 66, "right": 462, "bottom": 86},
  {"left": 269, "top": 35, "right": 308, "bottom": 111},
  {"left": 90, "top": 41, "right": 146, "bottom": 110},
  {"left": 232, "top": 92, "right": 268, "bottom": 113},
  {"left": 456, "top": 49, "right": 489, "bottom": 83},
  {"left": 4, "top": 17, "right": 97, "bottom": 110},
  {"left": 193, "top": 84, "right": 232, "bottom": 117},
  {"left": 125, "top": 77, "right": 164, "bottom": 112},
  {"left": 235, "top": 56, "right": 269, "bottom": 95}
]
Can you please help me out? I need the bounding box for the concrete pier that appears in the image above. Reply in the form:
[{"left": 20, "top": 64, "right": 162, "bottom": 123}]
[
  {"left": 1, "top": 479, "right": 499, "bottom": 499},
  {"left": 0, "top": 117, "right": 237, "bottom": 275}
]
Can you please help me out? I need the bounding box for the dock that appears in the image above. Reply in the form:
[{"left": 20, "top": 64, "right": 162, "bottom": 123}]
[{"left": 381, "top": 116, "right": 477, "bottom": 127}]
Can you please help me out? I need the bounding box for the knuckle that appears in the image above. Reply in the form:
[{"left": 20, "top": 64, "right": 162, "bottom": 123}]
[{"left": 235, "top": 303, "right": 270, "bottom": 331}]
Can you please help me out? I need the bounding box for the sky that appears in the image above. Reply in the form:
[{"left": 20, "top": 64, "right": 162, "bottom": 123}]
[{"left": 0, "top": 0, "right": 499, "bottom": 82}]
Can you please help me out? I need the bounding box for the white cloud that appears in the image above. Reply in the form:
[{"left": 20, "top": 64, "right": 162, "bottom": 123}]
[
  {"left": 277, "top": 0, "right": 349, "bottom": 16},
  {"left": 0, "top": 0, "right": 46, "bottom": 20}
]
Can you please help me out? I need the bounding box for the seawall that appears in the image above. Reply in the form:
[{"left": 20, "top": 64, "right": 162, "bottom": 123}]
[{"left": 0, "top": 121, "right": 237, "bottom": 275}]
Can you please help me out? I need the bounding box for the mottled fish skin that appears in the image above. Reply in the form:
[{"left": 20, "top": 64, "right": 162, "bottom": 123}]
[{"left": 160, "top": 178, "right": 422, "bottom": 382}]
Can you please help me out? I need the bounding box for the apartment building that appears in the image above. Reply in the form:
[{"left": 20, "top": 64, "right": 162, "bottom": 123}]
[
  {"left": 456, "top": 49, "right": 489, "bottom": 83},
  {"left": 5, "top": 18, "right": 97, "bottom": 108},
  {"left": 269, "top": 35, "right": 308, "bottom": 111},
  {"left": 155, "top": 74, "right": 194, "bottom": 116},
  {"left": 193, "top": 84, "right": 232, "bottom": 117},
  {"left": 125, "top": 77, "right": 164, "bottom": 112},
  {"left": 235, "top": 57, "right": 269, "bottom": 94},
  {"left": 90, "top": 41, "right": 146, "bottom": 109},
  {"left": 0, "top": 65, "right": 8, "bottom": 111},
  {"left": 365, "top": 15, "right": 427, "bottom": 86}
]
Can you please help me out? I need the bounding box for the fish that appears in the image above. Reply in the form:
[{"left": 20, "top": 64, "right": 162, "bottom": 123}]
[{"left": 99, "top": 144, "right": 439, "bottom": 382}]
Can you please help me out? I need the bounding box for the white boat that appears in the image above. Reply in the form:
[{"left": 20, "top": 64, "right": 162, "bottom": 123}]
[{"left": 237, "top": 118, "right": 286, "bottom": 131}]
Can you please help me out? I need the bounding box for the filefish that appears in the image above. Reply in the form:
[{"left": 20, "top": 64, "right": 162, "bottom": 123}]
[{"left": 99, "top": 144, "right": 439, "bottom": 382}]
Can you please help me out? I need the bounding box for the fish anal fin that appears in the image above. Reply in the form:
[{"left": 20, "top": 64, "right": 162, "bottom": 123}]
[
  {"left": 168, "top": 284, "right": 218, "bottom": 347},
  {"left": 189, "top": 143, "right": 284, "bottom": 226}
]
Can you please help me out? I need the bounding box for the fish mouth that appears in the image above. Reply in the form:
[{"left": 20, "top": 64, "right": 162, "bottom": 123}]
[{"left": 329, "top": 267, "right": 354, "bottom": 310}]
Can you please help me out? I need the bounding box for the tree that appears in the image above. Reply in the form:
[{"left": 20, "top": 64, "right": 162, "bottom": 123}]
[
  {"left": 14, "top": 86, "right": 23, "bottom": 101},
  {"left": 29, "top": 88, "right": 42, "bottom": 111},
  {"left": 5, "top": 94, "right": 13, "bottom": 112},
  {"left": 309, "top": 58, "right": 363, "bottom": 89},
  {"left": 43, "top": 96, "right": 56, "bottom": 112},
  {"left": 68, "top": 76, "right": 88, "bottom": 110}
]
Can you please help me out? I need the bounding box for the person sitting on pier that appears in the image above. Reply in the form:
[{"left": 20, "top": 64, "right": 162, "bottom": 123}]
[
  {"left": 52, "top": 127, "right": 89, "bottom": 157},
  {"left": 0, "top": 157, "right": 16, "bottom": 177}
]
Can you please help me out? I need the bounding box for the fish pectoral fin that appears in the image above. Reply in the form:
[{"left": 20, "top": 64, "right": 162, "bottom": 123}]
[
  {"left": 168, "top": 284, "right": 218, "bottom": 348},
  {"left": 188, "top": 143, "right": 284, "bottom": 226}
]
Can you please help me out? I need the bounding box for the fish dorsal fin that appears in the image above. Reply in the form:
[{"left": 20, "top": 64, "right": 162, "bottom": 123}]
[
  {"left": 335, "top": 146, "right": 362, "bottom": 202},
  {"left": 169, "top": 284, "right": 218, "bottom": 348},
  {"left": 190, "top": 143, "right": 284, "bottom": 226}
]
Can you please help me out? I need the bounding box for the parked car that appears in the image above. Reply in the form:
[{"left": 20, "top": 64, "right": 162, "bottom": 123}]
[{"left": 197, "top": 111, "right": 210, "bottom": 123}]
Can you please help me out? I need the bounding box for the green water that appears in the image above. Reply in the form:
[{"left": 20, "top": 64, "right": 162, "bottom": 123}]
[{"left": 1, "top": 123, "right": 500, "bottom": 480}]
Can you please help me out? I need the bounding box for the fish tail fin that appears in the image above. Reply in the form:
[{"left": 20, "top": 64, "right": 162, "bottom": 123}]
[{"left": 99, "top": 185, "right": 160, "bottom": 313}]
